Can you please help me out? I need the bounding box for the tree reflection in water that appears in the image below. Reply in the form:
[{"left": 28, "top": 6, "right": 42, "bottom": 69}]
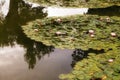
[
  {"left": 0, "top": 0, "right": 54, "bottom": 69},
  {"left": 71, "top": 48, "right": 105, "bottom": 67},
  {"left": 0, "top": 23, "right": 54, "bottom": 69},
  {"left": 71, "top": 5, "right": 120, "bottom": 67},
  {"left": 87, "top": 5, "right": 120, "bottom": 16},
  {"left": 1, "top": 0, "right": 120, "bottom": 69}
]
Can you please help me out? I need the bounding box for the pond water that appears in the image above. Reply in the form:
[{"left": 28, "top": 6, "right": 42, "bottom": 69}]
[
  {"left": 0, "top": 1, "right": 76, "bottom": 80},
  {"left": 0, "top": 0, "right": 120, "bottom": 80},
  {"left": 0, "top": 1, "right": 89, "bottom": 80},
  {"left": 0, "top": 46, "right": 73, "bottom": 80},
  {"left": 0, "top": 13, "right": 74, "bottom": 80}
]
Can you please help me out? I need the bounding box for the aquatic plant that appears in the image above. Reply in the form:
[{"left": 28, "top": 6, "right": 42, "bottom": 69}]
[
  {"left": 22, "top": 14, "right": 120, "bottom": 79},
  {"left": 22, "top": 15, "right": 120, "bottom": 50},
  {"left": 27, "top": 0, "right": 120, "bottom": 8},
  {"left": 59, "top": 48, "right": 120, "bottom": 80},
  {"left": 21, "top": 1, "right": 120, "bottom": 78}
]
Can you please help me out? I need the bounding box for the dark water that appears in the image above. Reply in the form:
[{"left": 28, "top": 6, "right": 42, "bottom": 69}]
[{"left": 87, "top": 5, "right": 120, "bottom": 16}]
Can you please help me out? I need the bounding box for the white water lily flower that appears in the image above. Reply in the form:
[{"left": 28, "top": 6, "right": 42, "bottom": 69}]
[
  {"left": 89, "top": 30, "right": 94, "bottom": 34},
  {"left": 108, "top": 59, "right": 114, "bottom": 62},
  {"left": 56, "top": 31, "right": 62, "bottom": 35},
  {"left": 56, "top": 18, "right": 62, "bottom": 22},
  {"left": 34, "top": 29, "right": 39, "bottom": 32},
  {"left": 110, "top": 32, "right": 116, "bottom": 37},
  {"left": 90, "top": 34, "right": 95, "bottom": 38}
]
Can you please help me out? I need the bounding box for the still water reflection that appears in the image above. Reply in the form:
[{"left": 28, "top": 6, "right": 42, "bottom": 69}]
[
  {"left": 1, "top": 0, "right": 120, "bottom": 80},
  {"left": 0, "top": 14, "right": 73, "bottom": 80},
  {"left": 0, "top": 1, "right": 73, "bottom": 80},
  {"left": 0, "top": 46, "right": 73, "bottom": 80}
]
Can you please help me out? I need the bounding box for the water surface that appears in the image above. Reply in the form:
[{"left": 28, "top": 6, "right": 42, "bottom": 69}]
[
  {"left": 0, "top": 45, "right": 73, "bottom": 80},
  {"left": 0, "top": 1, "right": 74, "bottom": 79},
  {"left": 0, "top": 16, "right": 73, "bottom": 80},
  {"left": 0, "top": 1, "right": 120, "bottom": 80}
]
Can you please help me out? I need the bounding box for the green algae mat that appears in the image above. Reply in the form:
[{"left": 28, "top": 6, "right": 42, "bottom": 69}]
[
  {"left": 22, "top": 15, "right": 120, "bottom": 50},
  {"left": 28, "top": 0, "right": 120, "bottom": 8}
]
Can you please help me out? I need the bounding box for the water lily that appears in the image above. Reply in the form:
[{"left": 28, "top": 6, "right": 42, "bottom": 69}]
[
  {"left": 90, "top": 34, "right": 95, "bottom": 38},
  {"left": 106, "top": 17, "right": 110, "bottom": 20},
  {"left": 55, "top": 31, "right": 62, "bottom": 35},
  {"left": 110, "top": 32, "right": 116, "bottom": 37},
  {"left": 108, "top": 59, "right": 114, "bottom": 62},
  {"left": 34, "top": 29, "right": 39, "bottom": 32},
  {"left": 106, "top": 17, "right": 111, "bottom": 22},
  {"left": 88, "top": 30, "right": 94, "bottom": 34},
  {"left": 56, "top": 18, "right": 62, "bottom": 23}
]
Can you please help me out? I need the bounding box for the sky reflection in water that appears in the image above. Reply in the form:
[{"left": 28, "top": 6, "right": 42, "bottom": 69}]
[
  {"left": 0, "top": 1, "right": 75, "bottom": 79},
  {"left": 0, "top": 15, "right": 73, "bottom": 80},
  {"left": 0, "top": 45, "right": 73, "bottom": 80}
]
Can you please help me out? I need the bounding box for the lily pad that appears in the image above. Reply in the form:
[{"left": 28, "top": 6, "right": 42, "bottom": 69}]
[{"left": 22, "top": 15, "right": 120, "bottom": 50}]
